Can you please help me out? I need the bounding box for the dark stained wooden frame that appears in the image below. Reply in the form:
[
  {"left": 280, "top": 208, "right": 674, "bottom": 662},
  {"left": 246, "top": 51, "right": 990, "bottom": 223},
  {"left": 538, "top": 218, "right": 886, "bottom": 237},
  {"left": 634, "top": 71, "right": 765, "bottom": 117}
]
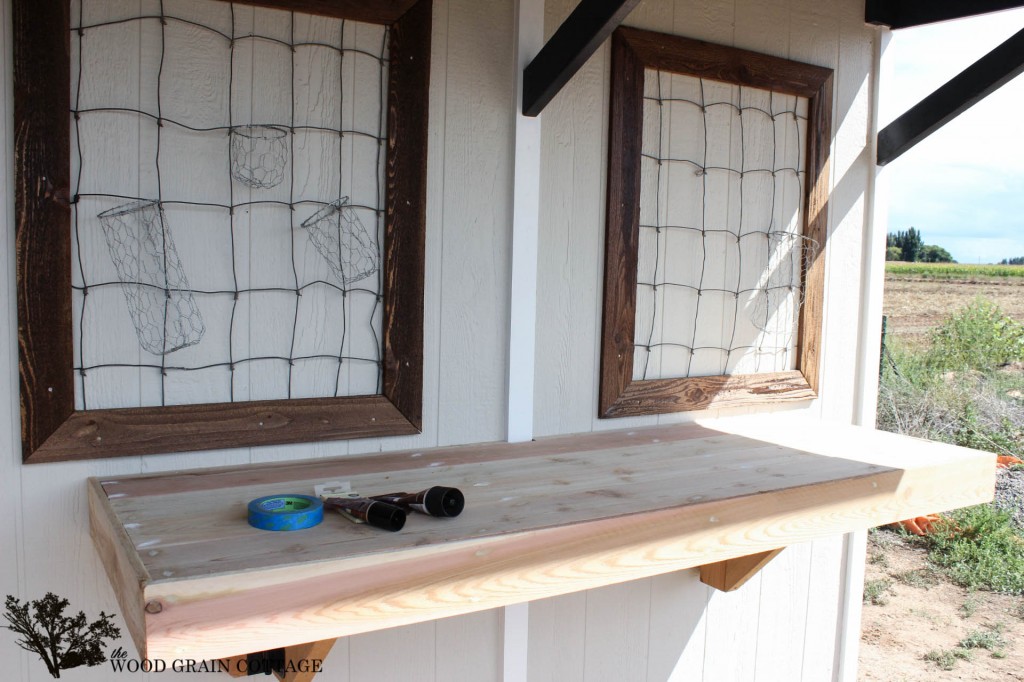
[
  {"left": 15, "top": 0, "right": 431, "bottom": 463},
  {"left": 599, "top": 28, "right": 833, "bottom": 419}
]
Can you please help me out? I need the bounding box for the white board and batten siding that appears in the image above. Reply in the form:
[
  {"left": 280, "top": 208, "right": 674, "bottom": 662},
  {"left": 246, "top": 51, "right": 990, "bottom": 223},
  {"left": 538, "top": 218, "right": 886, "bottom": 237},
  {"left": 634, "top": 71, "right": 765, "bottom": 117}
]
[
  {"left": 0, "top": 0, "right": 885, "bottom": 681},
  {"left": 531, "top": 0, "right": 881, "bottom": 681}
]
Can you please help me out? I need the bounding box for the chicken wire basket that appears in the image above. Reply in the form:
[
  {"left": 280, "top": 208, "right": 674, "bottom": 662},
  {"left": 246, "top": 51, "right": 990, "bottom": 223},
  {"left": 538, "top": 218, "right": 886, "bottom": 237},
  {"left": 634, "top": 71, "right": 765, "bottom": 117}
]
[
  {"left": 746, "top": 231, "right": 819, "bottom": 333},
  {"left": 97, "top": 200, "right": 206, "bottom": 355},
  {"left": 302, "top": 198, "right": 381, "bottom": 286},
  {"left": 230, "top": 125, "right": 289, "bottom": 190}
]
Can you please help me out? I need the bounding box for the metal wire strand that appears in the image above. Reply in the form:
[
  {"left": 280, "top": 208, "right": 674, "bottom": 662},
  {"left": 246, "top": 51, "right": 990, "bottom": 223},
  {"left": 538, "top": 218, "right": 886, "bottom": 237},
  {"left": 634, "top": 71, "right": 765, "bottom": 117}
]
[
  {"left": 71, "top": 2, "right": 388, "bottom": 409},
  {"left": 637, "top": 71, "right": 817, "bottom": 381}
]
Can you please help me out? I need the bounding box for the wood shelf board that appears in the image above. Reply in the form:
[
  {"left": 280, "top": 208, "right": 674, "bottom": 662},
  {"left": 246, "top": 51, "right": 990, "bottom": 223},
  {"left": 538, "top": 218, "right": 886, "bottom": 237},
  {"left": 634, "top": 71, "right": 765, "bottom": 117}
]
[{"left": 88, "top": 420, "right": 994, "bottom": 661}]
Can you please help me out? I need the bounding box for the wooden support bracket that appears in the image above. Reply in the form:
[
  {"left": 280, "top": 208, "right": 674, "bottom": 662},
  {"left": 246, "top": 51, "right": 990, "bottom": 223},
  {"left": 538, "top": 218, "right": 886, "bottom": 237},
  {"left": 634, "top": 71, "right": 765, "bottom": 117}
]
[
  {"left": 876, "top": 26, "right": 1024, "bottom": 165},
  {"left": 699, "top": 549, "right": 784, "bottom": 592},
  {"left": 219, "top": 639, "right": 336, "bottom": 680},
  {"left": 522, "top": 0, "right": 642, "bottom": 116},
  {"left": 865, "top": 0, "right": 1024, "bottom": 29}
]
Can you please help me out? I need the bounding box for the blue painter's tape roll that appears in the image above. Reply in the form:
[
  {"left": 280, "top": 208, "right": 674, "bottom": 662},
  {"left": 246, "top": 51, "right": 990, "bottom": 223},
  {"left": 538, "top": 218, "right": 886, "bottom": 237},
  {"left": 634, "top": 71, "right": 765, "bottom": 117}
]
[{"left": 247, "top": 494, "right": 324, "bottom": 531}]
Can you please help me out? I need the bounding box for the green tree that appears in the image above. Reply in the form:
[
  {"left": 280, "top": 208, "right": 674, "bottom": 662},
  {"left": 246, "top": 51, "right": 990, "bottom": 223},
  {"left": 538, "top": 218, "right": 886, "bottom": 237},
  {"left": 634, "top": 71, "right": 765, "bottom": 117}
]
[
  {"left": 919, "top": 244, "right": 955, "bottom": 263},
  {"left": 887, "top": 228, "right": 940, "bottom": 262},
  {"left": 2, "top": 593, "right": 120, "bottom": 678},
  {"left": 999, "top": 256, "right": 1024, "bottom": 266},
  {"left": 900, "top": 227, "right": 923, "bottom": 262},
  {"left": 886, "top": 245, "right": 903, "bottom": 261}
]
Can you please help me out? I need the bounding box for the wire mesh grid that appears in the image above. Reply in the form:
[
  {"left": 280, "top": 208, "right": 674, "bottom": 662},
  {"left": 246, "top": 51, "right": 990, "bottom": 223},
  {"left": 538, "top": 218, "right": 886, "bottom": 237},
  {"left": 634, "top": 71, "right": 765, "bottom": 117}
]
[
  {"left": 635, "top": 69, "right": 818, "bottom": 382},
  {"left": 70, "top": 0, "right": 389, "bottom": 410}
]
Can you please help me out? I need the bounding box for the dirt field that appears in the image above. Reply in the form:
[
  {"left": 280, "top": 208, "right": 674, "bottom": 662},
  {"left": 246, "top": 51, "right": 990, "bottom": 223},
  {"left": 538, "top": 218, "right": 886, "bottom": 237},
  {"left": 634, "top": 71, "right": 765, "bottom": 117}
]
[
  {"left": 861, "top": 275, "right": 1024, "bottom": 681},
  {"left": 882, "top": 276, "right": 1024, "bottom": 346},
  {"left": 860, "top": 532, "right": 1024, "bottom": 682}
]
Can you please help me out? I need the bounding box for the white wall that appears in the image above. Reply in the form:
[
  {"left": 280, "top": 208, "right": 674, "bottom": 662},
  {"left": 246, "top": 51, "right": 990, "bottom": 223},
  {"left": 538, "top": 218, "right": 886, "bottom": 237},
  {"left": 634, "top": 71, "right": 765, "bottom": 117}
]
[
  {"left": 0, "top": 0, "right": 883, "bottom": 680},
  {"left": 530, "top": 0, "right": 880, "bottom": 679},
  {"left": 1, "top": 0, "right": 512, "bottom": 679}
]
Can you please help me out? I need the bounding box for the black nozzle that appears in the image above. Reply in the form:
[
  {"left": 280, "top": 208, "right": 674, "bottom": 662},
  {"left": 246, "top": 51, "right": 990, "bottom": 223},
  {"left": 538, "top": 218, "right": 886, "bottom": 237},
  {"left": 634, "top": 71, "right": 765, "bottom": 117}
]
[
  {"left": 366, "top": 501, "right": 406, "bottom": 532},
  {"left": 424, "top": 486, "right": 465, "bottom": 518}
]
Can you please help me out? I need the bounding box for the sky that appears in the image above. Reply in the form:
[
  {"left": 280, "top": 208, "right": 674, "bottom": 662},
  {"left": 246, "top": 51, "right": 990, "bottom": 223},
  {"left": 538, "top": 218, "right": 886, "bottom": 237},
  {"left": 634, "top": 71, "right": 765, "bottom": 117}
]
[{"left": 882, "top": 9, "right": 1024, "bottom": 264}]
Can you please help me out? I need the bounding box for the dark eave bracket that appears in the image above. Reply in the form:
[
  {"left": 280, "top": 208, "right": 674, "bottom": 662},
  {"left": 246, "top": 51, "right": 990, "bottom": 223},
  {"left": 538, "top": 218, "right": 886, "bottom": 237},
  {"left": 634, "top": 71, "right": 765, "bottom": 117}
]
[
  {"left": 877, "top": 26, "right": 1024, "bottom": 166},
  {"left": 522, "top": 0, "right": 642, "bottom": 117},
  {"left": 866, "top": 0, "right": 1024, "bottom": 29}
]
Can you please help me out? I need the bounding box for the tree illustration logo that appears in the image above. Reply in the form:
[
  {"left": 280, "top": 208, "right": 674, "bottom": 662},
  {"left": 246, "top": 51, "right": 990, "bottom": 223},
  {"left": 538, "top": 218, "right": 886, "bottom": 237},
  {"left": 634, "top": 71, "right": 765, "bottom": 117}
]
[{"left": 3, "top": 593, "right": 121, "bottom": 678}]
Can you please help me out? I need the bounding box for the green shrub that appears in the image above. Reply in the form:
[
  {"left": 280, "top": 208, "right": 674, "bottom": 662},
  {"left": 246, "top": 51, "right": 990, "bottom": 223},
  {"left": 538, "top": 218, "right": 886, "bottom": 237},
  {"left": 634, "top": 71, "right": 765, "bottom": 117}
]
[
  {"left": 958, "top": 623, "right": 1007, "bottom": 656},
  {"left": 923, "top": 648, "right": 973, "bottom": 670},
  {"left": 926, "top": 506, "right": 1024, "bottom": 594},
  {"left": 927, "top": 299, "right": 1024, "bottom": 372},
  {"left": 862, "top": 578, "right": 893, "bottom": 605}
]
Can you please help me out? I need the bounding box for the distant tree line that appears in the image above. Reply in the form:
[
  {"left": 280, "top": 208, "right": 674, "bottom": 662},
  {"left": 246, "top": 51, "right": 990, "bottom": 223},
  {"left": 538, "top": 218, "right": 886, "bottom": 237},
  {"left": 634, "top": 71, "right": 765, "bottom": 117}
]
[
  {"left": 886, "top": 227, "right": 955, "bottom": 263},
  {"left": 999, "top": 256, "right": 1024, "bottom": 266}
]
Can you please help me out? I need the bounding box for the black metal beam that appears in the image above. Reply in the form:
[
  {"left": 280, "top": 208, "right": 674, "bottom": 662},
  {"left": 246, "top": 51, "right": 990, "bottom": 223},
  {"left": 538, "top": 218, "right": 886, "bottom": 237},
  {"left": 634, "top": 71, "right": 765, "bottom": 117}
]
[
  {"left": 866, "top": 0, "right": 1024, "bottom": 29},
  {"left": 522, "top": 0, "right": 642, "bottom": 117},
  {"left": 877, "top": 26, "right": 1024, "bottom": 165}
]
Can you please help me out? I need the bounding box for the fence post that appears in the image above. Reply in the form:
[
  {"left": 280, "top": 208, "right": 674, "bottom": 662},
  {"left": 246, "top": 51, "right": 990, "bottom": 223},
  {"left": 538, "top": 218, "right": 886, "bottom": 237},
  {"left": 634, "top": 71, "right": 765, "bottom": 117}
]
[{"left": 878, "top": 315, "right": 888, "bottom": 382}]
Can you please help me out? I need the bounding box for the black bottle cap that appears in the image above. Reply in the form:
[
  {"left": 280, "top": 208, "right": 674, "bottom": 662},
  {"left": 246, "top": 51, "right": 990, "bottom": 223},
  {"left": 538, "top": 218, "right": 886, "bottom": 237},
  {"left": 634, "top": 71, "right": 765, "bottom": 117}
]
[
  {"left": 424, "top": 486, "right": 465, "bottom": 518},
  {"left": 366, "top": 501, "right": 406, "bottom": 532}
]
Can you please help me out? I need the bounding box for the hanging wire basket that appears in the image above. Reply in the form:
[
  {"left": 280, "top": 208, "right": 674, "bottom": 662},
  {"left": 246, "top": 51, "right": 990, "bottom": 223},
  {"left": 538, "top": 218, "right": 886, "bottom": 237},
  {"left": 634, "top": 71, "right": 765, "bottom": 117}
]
[
  {"left": 97, "top": 200, "right": 206, "bottom": 355},
  {"left": 301, "top": 197, "right": 381, "bottom": 285},
  {"left": 746, "top": 231, "right": 819, "bottom": 333},
  {"left": 230, "top": 124, "right": 289, "bottom": 190}
]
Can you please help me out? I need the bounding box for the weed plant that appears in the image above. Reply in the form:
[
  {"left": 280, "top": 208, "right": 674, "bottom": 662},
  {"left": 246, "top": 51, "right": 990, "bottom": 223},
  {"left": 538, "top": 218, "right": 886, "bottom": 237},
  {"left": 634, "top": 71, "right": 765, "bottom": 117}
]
[
  {"left": 878, "top": 299, "right": 1024, "bottom": 458},
  {"left": 923, "top": 647, "right": 973, "bottom": 671},
  {"left": 877, "top": 298, "right": 1024, "bottom": 593},
  {"left": 863, "top": 578, "right": 893, "bottom": 606},
  {"left": 958, "top": 623, "right": 1008, "bottom": 658},
  {"left": 926, "top": 507, "right": 1024, "bottom": 594},
  {"left": 929, "top": 300, "right": 1024, "bottom": 371}
]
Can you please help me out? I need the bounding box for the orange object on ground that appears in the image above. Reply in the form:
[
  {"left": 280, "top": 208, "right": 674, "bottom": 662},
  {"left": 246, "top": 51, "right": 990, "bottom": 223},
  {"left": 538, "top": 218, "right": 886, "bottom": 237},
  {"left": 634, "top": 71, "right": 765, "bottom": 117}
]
[
  {"left": 996, "top": 455, "right": 1023, "bottom": 469},
  {"left": 889, "top": 514, "right": 945, "bottom": 536},
  {"left": 888, "top": 455, "right": 1014, "bottom": 536}
]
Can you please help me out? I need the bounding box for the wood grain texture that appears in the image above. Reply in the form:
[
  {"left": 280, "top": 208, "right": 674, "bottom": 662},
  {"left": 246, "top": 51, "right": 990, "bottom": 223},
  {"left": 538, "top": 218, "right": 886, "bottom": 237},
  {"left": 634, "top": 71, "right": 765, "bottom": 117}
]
[
  {"left": 29, "top": 395, "right": 419, "bottom": 462},
  {"left": 617, "top": 26, "right": 833, "bottom": 98},
  {"left": 87, "top": 477, "right": 150, "bottom": 654},
  {"left": 14, "top": 0, "right": 73, "bottom": 461},
  {"left": 210, "top": 0, "right": 419, "bottom": 24},
  {"left": 101, "top": 421, "right": 714, "bottom": 497},
  {"left": 19, "top": 0, "right": 432, "bottom": 462},
  {"left": 599, "top": 26, "right": 833, "bottom": 419},
  {"left": 598, "top": 30, "right": 643, "bottom": 417},
  {"left": 603, "top": 371, "right": 816, "bottom": 417},
  {"left": 699, "top": 548, "right": 782, "bottom": 592},
  {"left": 383, "top": 0, "right": 430, "bottom": 431},
  {"left": 86, "top": 421, "right": 994, "bottom": 660},
  {"left": 797, "top": 74, "right": 833, "bottom": 396}
]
